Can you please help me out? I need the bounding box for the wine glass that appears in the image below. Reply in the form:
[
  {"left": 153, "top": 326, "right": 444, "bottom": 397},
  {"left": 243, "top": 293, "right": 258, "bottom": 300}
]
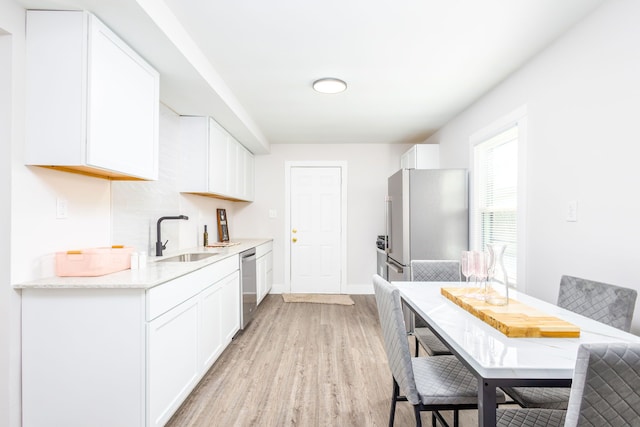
[
  {"left": 461, "top": 251, "right": 474, "bottom": 283},
  {"left": 472, "top": 250, "right": 488, "bottom": 299}
]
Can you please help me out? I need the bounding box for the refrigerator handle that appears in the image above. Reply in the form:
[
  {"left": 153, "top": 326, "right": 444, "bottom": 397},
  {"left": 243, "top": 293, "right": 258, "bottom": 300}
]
[
  {"left": 386, "top": 260, "right": 403, "bottom": 274},
  {"left": 385, "top": 196, "right": 392, "bottom": 254}
]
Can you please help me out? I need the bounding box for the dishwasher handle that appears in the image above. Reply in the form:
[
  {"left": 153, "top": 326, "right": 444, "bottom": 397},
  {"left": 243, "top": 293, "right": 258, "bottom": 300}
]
[
  {"left": 240, "top": 249, "right": 256, "bottom": 262},
  {"left": 241, "top": 252, "right": 256, "bottom": 262}
]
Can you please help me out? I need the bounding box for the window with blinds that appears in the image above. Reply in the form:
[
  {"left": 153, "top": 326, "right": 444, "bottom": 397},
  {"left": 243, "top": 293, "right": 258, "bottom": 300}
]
[{"left": 473, "top": 125, "right": 518, "bottom": 285}]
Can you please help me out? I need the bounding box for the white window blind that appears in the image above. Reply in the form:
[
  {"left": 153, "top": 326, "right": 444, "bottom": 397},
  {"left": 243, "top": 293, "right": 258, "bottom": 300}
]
[{"left": 473, "top": 125, "right": 518, "bottom": 284}]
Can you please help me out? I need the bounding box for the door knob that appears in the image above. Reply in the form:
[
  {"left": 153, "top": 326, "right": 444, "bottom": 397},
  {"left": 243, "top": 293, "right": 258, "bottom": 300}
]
[{"left": 292, "top": 237, "right": 297, "bottom": 243}]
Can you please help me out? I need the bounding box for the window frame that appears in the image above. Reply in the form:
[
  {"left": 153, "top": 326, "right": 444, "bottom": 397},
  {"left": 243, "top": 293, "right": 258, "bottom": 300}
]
[{"left": 470, "top": 106, "right": 527, "bottom": 290}]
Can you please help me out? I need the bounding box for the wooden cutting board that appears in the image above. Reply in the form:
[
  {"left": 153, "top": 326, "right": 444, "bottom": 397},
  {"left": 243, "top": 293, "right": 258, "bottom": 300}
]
[{"left": 441, "top": 287, "right": 580, "bottom": 338}]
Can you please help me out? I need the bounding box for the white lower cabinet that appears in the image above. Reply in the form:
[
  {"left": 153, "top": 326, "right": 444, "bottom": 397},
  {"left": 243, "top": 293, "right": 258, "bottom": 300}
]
[
  {"left": 147, "top": 260, "right": 240, "bottom": 427},
  {"left": 198, "top": 270, "right": 239, "bottom": 372},
  {"left": 21, "top": 255, "right": 241, "bottom": 427},
  {"left": 22, "top": 289, "right": 146, "bottom": 427},
  {"left": 147, "top": 297, "right": 200, "bottom": 427},
  {"left": 220, "top": 272, "right": 241, "bottom": 341},
  {"left": 199, "top": 282, "right": 224, "bottom": 370},
  {"left": 256, "top": 241, "right": 273, "bottom": 304}
]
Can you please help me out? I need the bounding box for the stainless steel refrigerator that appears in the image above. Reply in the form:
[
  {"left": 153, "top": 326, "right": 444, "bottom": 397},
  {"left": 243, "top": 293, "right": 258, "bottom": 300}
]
[{"left": 385, "top": 168, "right": 468, "bottom": 281}]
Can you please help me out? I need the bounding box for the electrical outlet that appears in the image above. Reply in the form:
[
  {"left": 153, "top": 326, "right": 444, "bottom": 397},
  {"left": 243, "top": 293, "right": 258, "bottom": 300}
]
[
  {"left": 56, "top": 197, "right": 68, "bottom": 219},
  {"left": 269, "top": 209, "right": 277, "bottom": 218}
]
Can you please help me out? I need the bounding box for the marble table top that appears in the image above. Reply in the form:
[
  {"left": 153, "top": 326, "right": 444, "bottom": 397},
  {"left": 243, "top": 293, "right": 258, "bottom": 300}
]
[{"left": 395, "top": 281, "right": 640, "bottom": 380}]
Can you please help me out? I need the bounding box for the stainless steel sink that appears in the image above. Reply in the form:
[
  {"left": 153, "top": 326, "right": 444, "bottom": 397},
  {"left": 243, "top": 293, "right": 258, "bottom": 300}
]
[{"left": 157, "top": 253, "right": 218, "bottom": 263}]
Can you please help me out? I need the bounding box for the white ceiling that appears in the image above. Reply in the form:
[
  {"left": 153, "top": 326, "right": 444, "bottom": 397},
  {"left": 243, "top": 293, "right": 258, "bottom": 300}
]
[{"left": 18, "top": 0, "right": 605, "bottom": 153}]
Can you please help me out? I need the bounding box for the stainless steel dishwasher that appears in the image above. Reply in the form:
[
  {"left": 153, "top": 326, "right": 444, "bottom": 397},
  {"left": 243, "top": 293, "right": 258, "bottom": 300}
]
[{"left": 239, "top": 248, "right": 257, "bottom": 329}]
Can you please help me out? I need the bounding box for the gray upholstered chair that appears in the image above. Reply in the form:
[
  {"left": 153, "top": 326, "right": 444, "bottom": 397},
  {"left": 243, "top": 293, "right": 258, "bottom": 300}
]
[
  {"left": 502, "top": 275, "right": 638, "bottom": 410},
  {"left": 497, "top": 342, "right": 640, "bottom": 427},
  {"left": 372, "top": 274, "right": 505, "bottom": 427},
  {"left": 411, "top": 260, "right": 461, "bottom": 283},
  {"left": 410, "top": 260, "right": 461, "bottom": 357},
  {"left": 557, "top": 275, "right": 637, "bottom": 332}
]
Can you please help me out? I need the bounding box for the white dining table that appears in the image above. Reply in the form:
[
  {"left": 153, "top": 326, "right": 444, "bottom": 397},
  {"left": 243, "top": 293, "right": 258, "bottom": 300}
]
[{"left": 394, "top": 281, "right": 640, "bottom": 427}]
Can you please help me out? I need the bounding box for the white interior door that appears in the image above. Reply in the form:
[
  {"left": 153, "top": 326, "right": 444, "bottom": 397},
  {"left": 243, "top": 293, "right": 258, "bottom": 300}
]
[{"left": 289, "top": 166, "right": 342, "bottom": 293}]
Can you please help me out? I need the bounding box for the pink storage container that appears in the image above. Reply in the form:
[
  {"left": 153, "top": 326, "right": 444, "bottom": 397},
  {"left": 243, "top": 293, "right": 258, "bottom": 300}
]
[{"left": 55, "top": 246, "right": 134, "bottom": 277}]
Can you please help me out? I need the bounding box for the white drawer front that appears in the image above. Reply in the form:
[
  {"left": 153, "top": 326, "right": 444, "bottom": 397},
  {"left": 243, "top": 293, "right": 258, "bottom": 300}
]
[
  {"left": 146, "top": 255, "right": 239, "bottom": 321},
  {"left": 255, "top": 241, "right": 273, "bottom": 258}
]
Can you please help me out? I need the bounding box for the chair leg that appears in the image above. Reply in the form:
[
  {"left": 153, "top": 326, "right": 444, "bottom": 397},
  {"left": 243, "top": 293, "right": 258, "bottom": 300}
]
[
  {"left": 389, "top": 379, "right": 399, "bottom": 427},
  {"left": 431, "top": 411, "right": 436, "bottom": 427},
  {"left": 413, "top": 405, "right": 422, "bottom": 427},
  {"left": 432, "top": 410, "right": 450, "bottom": 427},
  {"left": 453, "top": 409, "right": 459, "bottom": 427},
  {"left": 415, "top": 336, "right": 420, "bottom": 357}
]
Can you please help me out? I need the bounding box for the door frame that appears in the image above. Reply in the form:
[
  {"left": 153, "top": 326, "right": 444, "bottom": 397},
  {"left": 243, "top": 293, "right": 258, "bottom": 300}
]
[{"left": 284, "top": 161, "right": 348, "bottom": 293}]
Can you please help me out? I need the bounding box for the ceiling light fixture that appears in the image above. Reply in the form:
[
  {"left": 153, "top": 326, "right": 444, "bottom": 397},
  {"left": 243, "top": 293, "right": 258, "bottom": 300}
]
[{"left": 312, "top": 78, "right": 347, "bottom": 94}]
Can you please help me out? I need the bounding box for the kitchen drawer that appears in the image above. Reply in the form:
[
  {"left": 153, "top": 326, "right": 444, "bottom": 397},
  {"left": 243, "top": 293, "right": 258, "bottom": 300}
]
[
  {"left": 146, "top": 255, "right": 239, "bottom": 321},
  {"left": 255, "top": 241, "right": 273, "bottom": 258}
]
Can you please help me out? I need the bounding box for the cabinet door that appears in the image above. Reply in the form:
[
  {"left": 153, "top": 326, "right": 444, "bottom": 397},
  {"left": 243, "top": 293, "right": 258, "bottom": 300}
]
[
  {"left": 147, "top": 297, "right": 199, "bottom": 427},
  {"left": 236, "top": 145, "right": 247, "bottom": 200},
  {"left": 199, "top": 282, "right": 223, "bottom": 371},
  {"left": 266, "top": 251, "right": 273, "bottom": 294},
  {"left": 25, "top": 11, "right": 86, "bottom": 166},
  {"left": 220, "top": 271, "right": 240, "bottom": 342},
  {"left": 400, "top": 146, "right": 416, "bottom": 169},
  {"left": 226, "top": 140, "right": 239, "bottom": 198},
  {"left": 86, "top": 15, "right": 159, "bottom": 180},
  {"left": 208, "top": 119, "right": 230, "bottom": 195},
  {"left": 237, "top": 146, "right": 254, "bottom": 201},
  {"left": 245, "top": 150, "right": 255, "bottom": 201},
  {"left": 256, "top": 255, "right": 266, "bottom": 304}
]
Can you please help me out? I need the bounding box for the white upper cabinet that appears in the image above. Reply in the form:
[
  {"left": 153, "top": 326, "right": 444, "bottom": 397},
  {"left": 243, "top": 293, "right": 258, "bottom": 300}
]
[
  {"left": 243, "top": 149, "right": 255, "bottom": 201},
  {"left": 25, "top": 11, "right": 159, "bottom": 180},
  {"left": 180, "top": 116, "right": 255, "bottom": 202},
  {"left": 400, "top": 144, "right": 440, "bottom": 170}
]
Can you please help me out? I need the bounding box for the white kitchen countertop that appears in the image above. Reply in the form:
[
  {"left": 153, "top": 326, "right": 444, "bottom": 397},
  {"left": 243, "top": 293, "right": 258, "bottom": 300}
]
[{"left": 15, "top": 238, "right": 272, "bottom": 290}]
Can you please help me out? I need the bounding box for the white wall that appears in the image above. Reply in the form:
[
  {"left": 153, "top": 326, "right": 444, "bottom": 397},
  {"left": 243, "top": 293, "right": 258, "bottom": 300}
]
[
  {"left": 1, "top": 19, "right": 17, "bottom": 427},
  {"left": 233, "top": 143, "right": 409, "bottom": 293},
  {"left": 4, "top": 2, "right": 117, "bottom": 424},
  {"left": 425, "top": 0, "right": 640, "bottom": 333},
  {"left": 111, "top": 104, "right": 238, "bottom": 255}
]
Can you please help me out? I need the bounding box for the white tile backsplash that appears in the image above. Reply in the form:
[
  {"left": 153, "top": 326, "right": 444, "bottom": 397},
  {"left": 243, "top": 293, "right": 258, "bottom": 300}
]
[{"left": 112, "top": 105, "right": 236, "bottom": 256}]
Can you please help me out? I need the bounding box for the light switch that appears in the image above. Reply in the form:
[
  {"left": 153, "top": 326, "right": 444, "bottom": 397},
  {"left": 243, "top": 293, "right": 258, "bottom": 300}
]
[
  {"left": 566, "top": 200, "right": 577, "bottom": 222},
  {"left": 269, "top": 209, "right": 277, "bottom": 218},
  {"left": 56, "top": 197, "right": 68, "bottom": 219}
]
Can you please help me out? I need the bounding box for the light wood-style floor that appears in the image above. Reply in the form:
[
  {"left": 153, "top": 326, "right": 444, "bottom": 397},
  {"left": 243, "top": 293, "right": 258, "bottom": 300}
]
[{"left": 167, "top": 294, "right": 478, "bottom": 427}]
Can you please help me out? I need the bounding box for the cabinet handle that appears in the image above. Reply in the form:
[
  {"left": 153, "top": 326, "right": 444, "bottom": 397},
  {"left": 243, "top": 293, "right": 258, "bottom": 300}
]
[
  {"left": 292, "top": 229, "right": 297, "bottom": 233},
  {"left": 292, "top": 238, "right": 298, "bottom": 243}
]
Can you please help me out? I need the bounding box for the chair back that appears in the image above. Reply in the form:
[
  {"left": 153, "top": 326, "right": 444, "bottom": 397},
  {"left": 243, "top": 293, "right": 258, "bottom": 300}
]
[
  {"left": 410, "top": 260, "right": 461, "bottom": 282},
  {"left": 565, "top": 343, "right": 640, "bottom": 427},
  {"left": 558, "top": 275, "right": 637, "bottom": 332},
  {"left": 372, "top": 274, "right": 420, "bottom": 405}
]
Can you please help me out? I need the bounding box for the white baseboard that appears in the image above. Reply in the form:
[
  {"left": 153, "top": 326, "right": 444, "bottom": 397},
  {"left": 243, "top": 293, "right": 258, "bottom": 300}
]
[
  {"left": 344, "top": 283, "right": 373, "bottom": 294},
  {"left": 270, "top": 283, "right": 286, "bottom": 294}
]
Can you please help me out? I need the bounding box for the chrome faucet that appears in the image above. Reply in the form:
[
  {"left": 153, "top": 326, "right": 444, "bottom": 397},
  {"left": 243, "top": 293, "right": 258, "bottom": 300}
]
[{"left": 156, "top": 215, "right": 189, "bottom": 256}]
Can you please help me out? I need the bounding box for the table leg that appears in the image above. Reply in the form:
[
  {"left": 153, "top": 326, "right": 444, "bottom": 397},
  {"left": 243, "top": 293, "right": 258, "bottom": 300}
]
[{"left": 477, "top": 377, "right": 497, "bottom": 427}]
